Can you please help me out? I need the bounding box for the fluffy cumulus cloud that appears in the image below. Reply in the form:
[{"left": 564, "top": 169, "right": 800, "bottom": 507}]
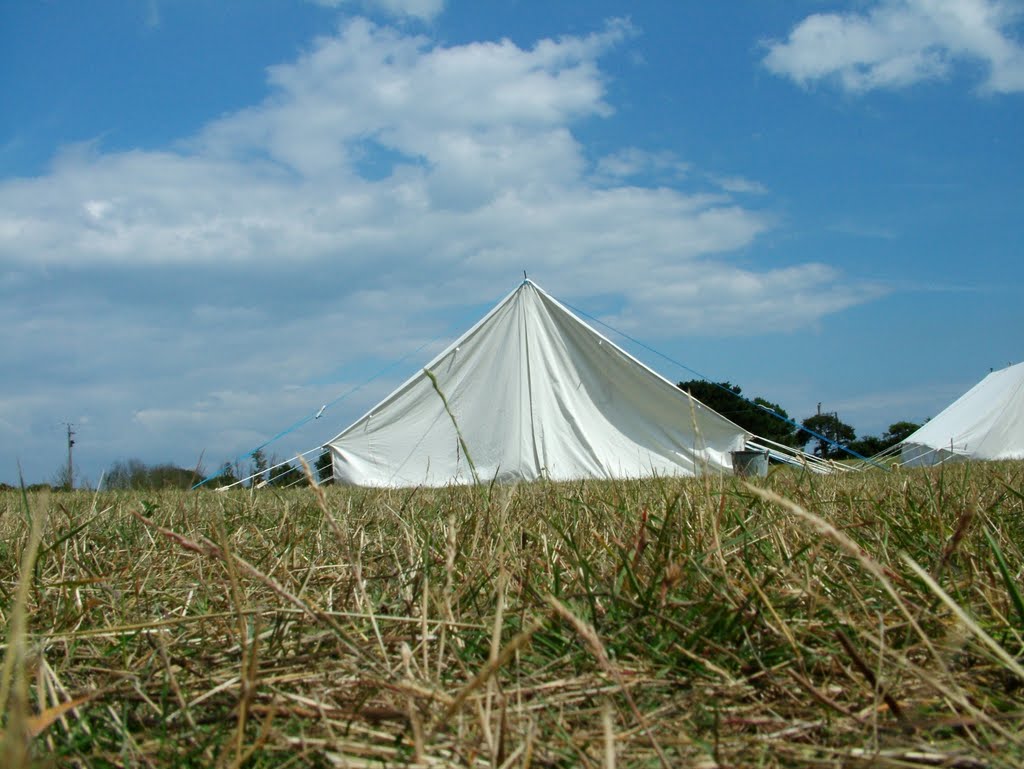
[
  {"left": 0, "top": 14, "right": 868, "bottom": 325},
  {"left": 0, "top": 16, "right": 884, "bottom": 481},
  {"left": 763, "top": 0, "right": 1024, "bottom": 93}
]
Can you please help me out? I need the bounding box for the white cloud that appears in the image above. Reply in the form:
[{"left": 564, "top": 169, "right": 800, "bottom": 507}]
[
  {"left": 371, "top": 0, "right": 445, "bottom": 22},
  {"left": 311, "top": 0, "right": 445, "bottom": 22},
  {"left": 707, "top": 174, "right": 768, "bottom": 196},
  {"left": 0, "top": 14, "right": 881, "bottom": 324},
  {"left": 763, "top": 0, "right": 1024, "bottom": 93},
  {"left": 197, "top": 17, "right": 629, "bottom": 177},
  {"left": 604, "top": 262, "right": 886, "bottom": 336},
  {"left": 593, "top": 148, "right": 690, "bottom": 183}
]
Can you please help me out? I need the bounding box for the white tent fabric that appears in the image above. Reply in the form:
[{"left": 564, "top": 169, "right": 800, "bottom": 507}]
[
  {"left": 327, "top": 280, "right": 749, "bottom": 486},
  {"left": 901, "top": 361, "right": 1024, "bottom": 466}
]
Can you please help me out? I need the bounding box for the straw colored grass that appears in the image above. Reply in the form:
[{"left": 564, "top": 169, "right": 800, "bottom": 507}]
[{"left": 1, "top": 462, "right": 1023, "bottom": 767}]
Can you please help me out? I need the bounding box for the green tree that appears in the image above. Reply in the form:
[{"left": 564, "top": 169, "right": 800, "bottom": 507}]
[
  {"left": 847, "top": 434, "right": 887, "bottom": 458},
  {"left": 148, "top": 464, "right": 203, "bottom": 489},
  {"left": 269, "top": 460, "right": 304, "bottom": 487},
  {"left": 677, "top": 380, "right": 801, "bottom": 447},
  {"left": 102, "top": 460, "right": 202, "bottom": 490},
  {"left": 52, "top": 462, "right": 75, "bottom": 491},
  {"left": 799, "top": 413, "right": 857, "bottom": 459},
  {"left": 848, "top": 421, "right": 922, "bottom": 458},
  {"left": 104, "top": 459, "right": 147, "bottom": 489},
  {"left": 249, "top": 449, "right": 268, "bottom": 487},
  {"left": 209, "top": 462, "right": 239, "bottom": 489},
  {"left": 883, "top": 421, "right": 921, "bottom": 445},
  {"left": 316, "top": 449, "right": 334, "bottom": 485}
]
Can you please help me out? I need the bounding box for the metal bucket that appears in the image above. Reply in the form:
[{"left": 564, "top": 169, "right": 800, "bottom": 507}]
[{"left": 732, "top": 449, "right": 769, "bottom": 478}]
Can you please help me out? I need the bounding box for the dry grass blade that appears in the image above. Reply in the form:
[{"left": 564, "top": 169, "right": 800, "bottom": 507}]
[
  {"left": 602, "top": 699, "right": 616, "bottom": 769},
  {"left": 902, "top": 554, "right": 1024, "bottom": 683},
  {"left": 742, "top": 483, "right": 944, "bottom": 667},
  {"left": 0, "top": 494, "right": 47, "bottom": 768},
  {"left": 834, "top": 627, "right": 906, "bottom": 727},
  {"left": 131, "top": 507, "right": 374, "bottom": 667},
  {"left": 18, "top": 691, "right": 102, "bottom": 739},
  {"left": 434, "top": 618, "right": 545, "bottom": 731},
  {"left": 546, "top": 595, "right": 673, "bottom": 769}
]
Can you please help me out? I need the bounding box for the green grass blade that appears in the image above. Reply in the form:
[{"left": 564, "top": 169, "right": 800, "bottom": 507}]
[{"left": 984, "top": 526, "right": 1024, "bottom": 630}]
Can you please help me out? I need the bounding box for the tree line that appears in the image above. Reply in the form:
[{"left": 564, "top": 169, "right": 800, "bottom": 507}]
[
  {"left": 677, "top": 380, "right": 920, "bottom": 460},
  {"left": 83, "top": 453, "right": 332, "bottom": 491},
  {"left": 22, "top": 454, "right": 329, "bottom": 492}
]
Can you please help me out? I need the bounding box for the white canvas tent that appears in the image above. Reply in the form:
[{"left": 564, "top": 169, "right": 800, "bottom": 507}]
[
  {"left": 901, "top": 361, "right": 1024, "bottom": 467},
  {"left": 327, "top": 280, "right": 750, "bottom": 487}
]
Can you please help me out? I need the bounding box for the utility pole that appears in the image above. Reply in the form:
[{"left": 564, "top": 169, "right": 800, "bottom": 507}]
[{"left": 65, "top": 422, "right": 75, "bottom": 491}]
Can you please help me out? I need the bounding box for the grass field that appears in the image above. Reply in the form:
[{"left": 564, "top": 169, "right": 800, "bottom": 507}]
[{"left": 2, "top": 463, "right": 1023, "bottom": 767}]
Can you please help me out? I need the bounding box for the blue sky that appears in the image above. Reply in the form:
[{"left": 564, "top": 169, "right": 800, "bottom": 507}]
[{"left": 2, "top": 0, "right": 1022, "bottom": 486}]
